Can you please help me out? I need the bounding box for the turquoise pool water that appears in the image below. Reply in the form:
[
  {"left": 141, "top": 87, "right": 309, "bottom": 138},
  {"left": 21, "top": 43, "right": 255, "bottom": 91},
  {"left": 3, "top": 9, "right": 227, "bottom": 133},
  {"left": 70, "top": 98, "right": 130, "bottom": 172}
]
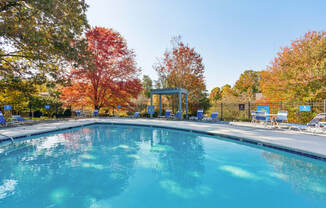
[{"left": 0, "top": 124, "right": 326, "bottom": 207}]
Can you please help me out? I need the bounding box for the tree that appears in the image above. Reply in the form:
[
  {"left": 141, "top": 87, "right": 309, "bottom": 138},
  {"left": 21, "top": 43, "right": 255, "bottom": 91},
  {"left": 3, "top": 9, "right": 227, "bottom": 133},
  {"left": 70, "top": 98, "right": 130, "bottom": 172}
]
[
  {"left": 234, "top": 70, "right": 260, "bottom": 101},
  {"left": 260, "top": 31, "right": 326, "bottom": 102},
  {"left": 142, "top": 75, "right": 153, "bottom": 98},
  {"left": 0, "top": 0, "right": 89, "bottom": 79},
  {"left": 221, "top": 84, "right": 235, "bottom": 99},
  {"left": 154, "top": 37, "right": 206, "bottom": 110},
  {"left": 60, "top": 27, "right": 142, "bottom": 111},
  {"left": 209, "top": 87, "right": 222, "bottom": 103},
  {"left": 234, "top": 70, "right": 260, "bottom": 95}
]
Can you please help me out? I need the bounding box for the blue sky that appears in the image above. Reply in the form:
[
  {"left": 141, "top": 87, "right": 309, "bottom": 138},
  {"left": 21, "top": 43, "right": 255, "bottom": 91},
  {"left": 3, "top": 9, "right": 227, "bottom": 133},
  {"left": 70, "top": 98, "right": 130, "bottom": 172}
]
[{"left": 86, "top": 0, "right": 326, "bottom": 92}]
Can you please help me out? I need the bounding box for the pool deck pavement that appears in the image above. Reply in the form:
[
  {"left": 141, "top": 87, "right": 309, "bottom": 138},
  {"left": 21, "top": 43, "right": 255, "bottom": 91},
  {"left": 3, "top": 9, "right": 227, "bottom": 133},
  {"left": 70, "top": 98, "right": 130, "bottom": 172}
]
[{"left": 1, "top": 118, "right": 326, "bottom": 160}]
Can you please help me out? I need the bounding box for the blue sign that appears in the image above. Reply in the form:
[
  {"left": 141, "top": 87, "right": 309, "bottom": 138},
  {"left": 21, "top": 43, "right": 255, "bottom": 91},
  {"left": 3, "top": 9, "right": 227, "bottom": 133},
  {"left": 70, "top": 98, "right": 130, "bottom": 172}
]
[
  {"left": 257, "top": 105, "right": 270, "bottom": 113},
  {"left": 299, "top": 105, "right": 311, "bottom": 112},
  {"left": 117, "top": 105, "right": 121, "bottom": 109},
  {"left": 44, "top": 105, "right": 51, "bottom": 109},
  {"left": 257, "top": 105, "right": 270, "bottom": 119},
  {"left": 4, "top": 105, "right": 12, "bottom": 110},
  {"left": 148, "top": 105, "right": 155, "bottom": 114}
]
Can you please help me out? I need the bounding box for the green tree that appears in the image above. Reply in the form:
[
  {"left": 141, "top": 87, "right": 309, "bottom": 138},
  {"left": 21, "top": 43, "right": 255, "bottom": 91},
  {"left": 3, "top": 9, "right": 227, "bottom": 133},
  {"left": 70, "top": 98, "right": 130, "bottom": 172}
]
[
  {"left": 209, "top": 87, "right": 222, "bottom": 103},
  {"left": 142, "top": 75, "right": 153, "bottom": 98},
  {"left": 0, "top": 0, "right": 89, "bottom": 79}
]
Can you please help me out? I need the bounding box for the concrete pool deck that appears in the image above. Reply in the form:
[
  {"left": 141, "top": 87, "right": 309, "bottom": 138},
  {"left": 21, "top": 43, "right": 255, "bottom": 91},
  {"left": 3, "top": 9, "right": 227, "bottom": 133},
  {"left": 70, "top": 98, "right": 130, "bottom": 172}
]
[{"left": 1, "top": 118, "right": 326, "bottom": 160}]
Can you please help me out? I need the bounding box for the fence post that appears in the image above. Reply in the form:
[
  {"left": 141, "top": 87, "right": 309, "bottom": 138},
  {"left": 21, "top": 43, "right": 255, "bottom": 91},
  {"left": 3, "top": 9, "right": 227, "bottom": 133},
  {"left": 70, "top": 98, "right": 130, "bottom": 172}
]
[
  {"left": 221, "top": 102, "right": 223, "bottom": 121},
  {"left": 248, "top": 101, "right": 251, "bottom": 121}
]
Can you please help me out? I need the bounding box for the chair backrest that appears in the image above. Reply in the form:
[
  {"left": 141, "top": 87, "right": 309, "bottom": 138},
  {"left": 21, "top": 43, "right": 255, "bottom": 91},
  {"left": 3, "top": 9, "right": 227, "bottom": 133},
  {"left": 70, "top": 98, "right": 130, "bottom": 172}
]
[
  {"left": 197, "top": 109, "right": 204, "bottom": 119},
  {"left": 211, "top": 112, "right": 218, "bottom": 119},
  {"left": 308, "top": 113, "right": 326, "bottom": 126},
  {"left": 255, "top": 111, "right": 267, "bottom": 121},
  {"left": 165, "top": 110, "right": 171, "bottom": 118},
  {"left": 75, "top": 110, "right": 81, "bottom": 116},
  {"left": 0, "top": 112, "right": 5, "bottom": 125},
  {"left": 176, "top": 111, "right": 182, "bottom": 119},
  {"left": 277, "top": 111, "right": 288, "bottom": 121},
  {"left": 18, "top": 116, "right": 25, "bottom": 121},
  {"left": 134, "top": 112, "right": 140, "bottom": 117},
  {"left": 13, "top": 115, "right": 25, "bottom": 121}
]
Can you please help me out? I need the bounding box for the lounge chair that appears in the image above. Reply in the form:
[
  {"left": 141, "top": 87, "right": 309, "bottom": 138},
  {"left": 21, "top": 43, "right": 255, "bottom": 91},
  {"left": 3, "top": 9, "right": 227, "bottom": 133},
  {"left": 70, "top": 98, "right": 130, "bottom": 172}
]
[
  {"left": 0, "top": 112, "right": 15, "bottom": 127},
  {"left": 93, "top": 110, "right": 99, "bottom": 117},
  {"left": 75, "top": 110, "right": 81, "bottom": 117},
  {"left": 252, "top": 111, "right": 268, "bottom": 123},
  {"left": 170, "top": 111, "right": 182, "bottom": 120},
  {"left": 275, "top": 111, "right": 288, "bottom": 123},
  {"left": 132, "top": 112, "right": 140, "bottom": 118},
  {"left": 274, "top": 111, "right": 288, "bottom": 127},
  {"left": 280, "top": 114, "right": 326, "bottom": 133},
  {"left": 307, "top": 113, "right": 326, "bottom": 127},
  {"left": 159, "top": 109, "right": 171, "bottom": 119},
  {"left": 0, "top": 112, "right": 6, "bottom": 127},
  {"left": 190, "top": 109, "right": 204, "bottom": 120},
  {"left": 11, "top": 115, "right": 25, "bottom": 124},
  {"left": 203, "top": 112, "right": 219, "bottom": 121}
]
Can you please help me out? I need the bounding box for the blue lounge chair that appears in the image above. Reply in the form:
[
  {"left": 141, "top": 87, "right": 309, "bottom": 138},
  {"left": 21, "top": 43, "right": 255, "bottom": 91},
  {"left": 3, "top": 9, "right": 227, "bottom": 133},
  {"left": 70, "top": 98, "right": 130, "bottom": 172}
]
[
  {"left": 165, "top": 109, "right": 171, "bottom": 119},
  {"left": 307, "top": 113, "right": 326, "bottom": 127},
  {"left": 133, "top": 112, "right": 140, "bottom": 118},
  {"left": 190, "top": 109, "right": 204, "bottom": 120},
  {"left": 252, "top": 111, "right": 267, "bottom": 123},
  {"left": 275, "top": 111, "right": 288, "bottom": 123},
  {"left": 203, "top": 112, "right": 219, "bottom": 121},
  {"left": 93, "top": 109, "right": 99, "bottom": 117},
  {"left": 11, "top": 115, "right": 25, "bottom": 124},
  {"left": 0, "top": 112, "right": 15, "bottom": 127},
  {"left": 75, "top": 110, "right": 81, "bottom": 117},
  {"left": 0, "top": 112, "right": 6, "bottom": 126},
  {"left": 158, "top": 109, "right": 171, "bottom": 119}
]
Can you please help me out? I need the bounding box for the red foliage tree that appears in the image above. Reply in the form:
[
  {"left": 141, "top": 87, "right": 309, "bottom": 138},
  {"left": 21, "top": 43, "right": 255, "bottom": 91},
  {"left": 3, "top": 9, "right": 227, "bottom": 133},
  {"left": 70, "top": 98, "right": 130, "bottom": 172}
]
[{"left": 61, "top": 27, "right": 142, "bottom": 111}]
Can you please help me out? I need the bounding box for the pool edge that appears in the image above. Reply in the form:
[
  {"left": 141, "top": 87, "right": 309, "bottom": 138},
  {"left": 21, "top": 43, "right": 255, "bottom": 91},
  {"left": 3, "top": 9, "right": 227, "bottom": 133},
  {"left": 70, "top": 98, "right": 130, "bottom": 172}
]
[{"left": 1, "top": 120, "right": 326, "bottom": 162}]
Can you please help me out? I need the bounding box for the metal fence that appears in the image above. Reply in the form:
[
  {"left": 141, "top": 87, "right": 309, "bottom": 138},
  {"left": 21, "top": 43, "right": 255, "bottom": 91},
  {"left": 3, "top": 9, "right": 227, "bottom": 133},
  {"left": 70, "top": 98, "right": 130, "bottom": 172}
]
[
  {"left": 2, "top": 100, "right": 325, "bottom": 124},
  {"left": 209, "top": 101, "right": 326, "bottom": 124},
  {"left": 0, "top": 104, "right": 72, "bottom": 119}
]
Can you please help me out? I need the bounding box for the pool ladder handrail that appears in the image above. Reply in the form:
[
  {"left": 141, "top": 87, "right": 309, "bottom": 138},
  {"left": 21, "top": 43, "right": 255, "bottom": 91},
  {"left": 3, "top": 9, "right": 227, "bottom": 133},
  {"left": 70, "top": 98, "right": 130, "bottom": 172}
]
[{"left": 0, "top": 133, "right": 14, "bottom": 144}]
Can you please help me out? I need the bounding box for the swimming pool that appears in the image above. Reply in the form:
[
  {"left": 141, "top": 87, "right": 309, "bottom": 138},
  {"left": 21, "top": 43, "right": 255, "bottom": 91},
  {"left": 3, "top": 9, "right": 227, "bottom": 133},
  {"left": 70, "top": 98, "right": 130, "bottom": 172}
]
[{"left": 0, "top": 124, "right": 326, "bottom": 207}]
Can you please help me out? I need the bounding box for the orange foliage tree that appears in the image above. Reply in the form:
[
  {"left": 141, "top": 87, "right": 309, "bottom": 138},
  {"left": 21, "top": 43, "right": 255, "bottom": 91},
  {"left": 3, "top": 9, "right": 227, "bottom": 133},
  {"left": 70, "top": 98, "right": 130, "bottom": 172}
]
[
  {"left": 61, "top": 27, "right": 142, "bottom": 111},
  {"left": 154, "top": 37, "right": 207, "bottom": 111},
  {"left": 261, "top": 31, "right": 326, "bottom": 102}
]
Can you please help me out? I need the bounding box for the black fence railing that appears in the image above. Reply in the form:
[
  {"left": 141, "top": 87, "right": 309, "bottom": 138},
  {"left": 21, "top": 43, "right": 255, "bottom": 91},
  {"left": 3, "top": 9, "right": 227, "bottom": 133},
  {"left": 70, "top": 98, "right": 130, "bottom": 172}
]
[
  {"left": 209, "top": 101, "right": 326, "bottom": 124},
  {"left": 3, "top": 100, "right": 324, "bottom": 124}
]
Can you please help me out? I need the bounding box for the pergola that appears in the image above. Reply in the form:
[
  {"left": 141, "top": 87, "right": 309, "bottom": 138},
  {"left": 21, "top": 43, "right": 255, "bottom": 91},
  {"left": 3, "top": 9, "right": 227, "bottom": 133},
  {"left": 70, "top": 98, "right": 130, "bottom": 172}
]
[{"left": 150, "top": 88, "right": 188, "bottom": 119}]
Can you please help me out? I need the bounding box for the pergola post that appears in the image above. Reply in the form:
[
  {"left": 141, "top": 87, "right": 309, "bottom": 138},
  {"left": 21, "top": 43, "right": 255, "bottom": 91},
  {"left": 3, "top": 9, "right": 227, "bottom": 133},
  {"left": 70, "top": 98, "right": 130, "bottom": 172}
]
[
  {"left": 185, "top": 94, "right": 188, "bottom": 119},
  {"left": 178, "top": 92, "right": 182, "bottom": 119},
  {"left": 150, "top": 92, "right": 153, "bottom": 118},
  {"left": 159, "top": 95, "right": 162, "bottom": 116}
]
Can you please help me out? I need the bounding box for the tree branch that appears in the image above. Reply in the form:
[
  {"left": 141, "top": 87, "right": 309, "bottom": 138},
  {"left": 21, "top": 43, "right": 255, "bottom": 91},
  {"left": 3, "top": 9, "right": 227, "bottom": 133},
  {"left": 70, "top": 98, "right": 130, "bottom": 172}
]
[{"left": 0, "top": 0, "right": 25, "bottom": 12}]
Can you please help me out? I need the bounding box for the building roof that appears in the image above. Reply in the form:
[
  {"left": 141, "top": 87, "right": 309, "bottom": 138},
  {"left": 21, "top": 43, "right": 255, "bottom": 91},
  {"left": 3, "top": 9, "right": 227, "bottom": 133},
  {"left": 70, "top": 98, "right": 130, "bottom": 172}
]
[{"left": 150, "top": 88, "right": 188, "bottom": 95}]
